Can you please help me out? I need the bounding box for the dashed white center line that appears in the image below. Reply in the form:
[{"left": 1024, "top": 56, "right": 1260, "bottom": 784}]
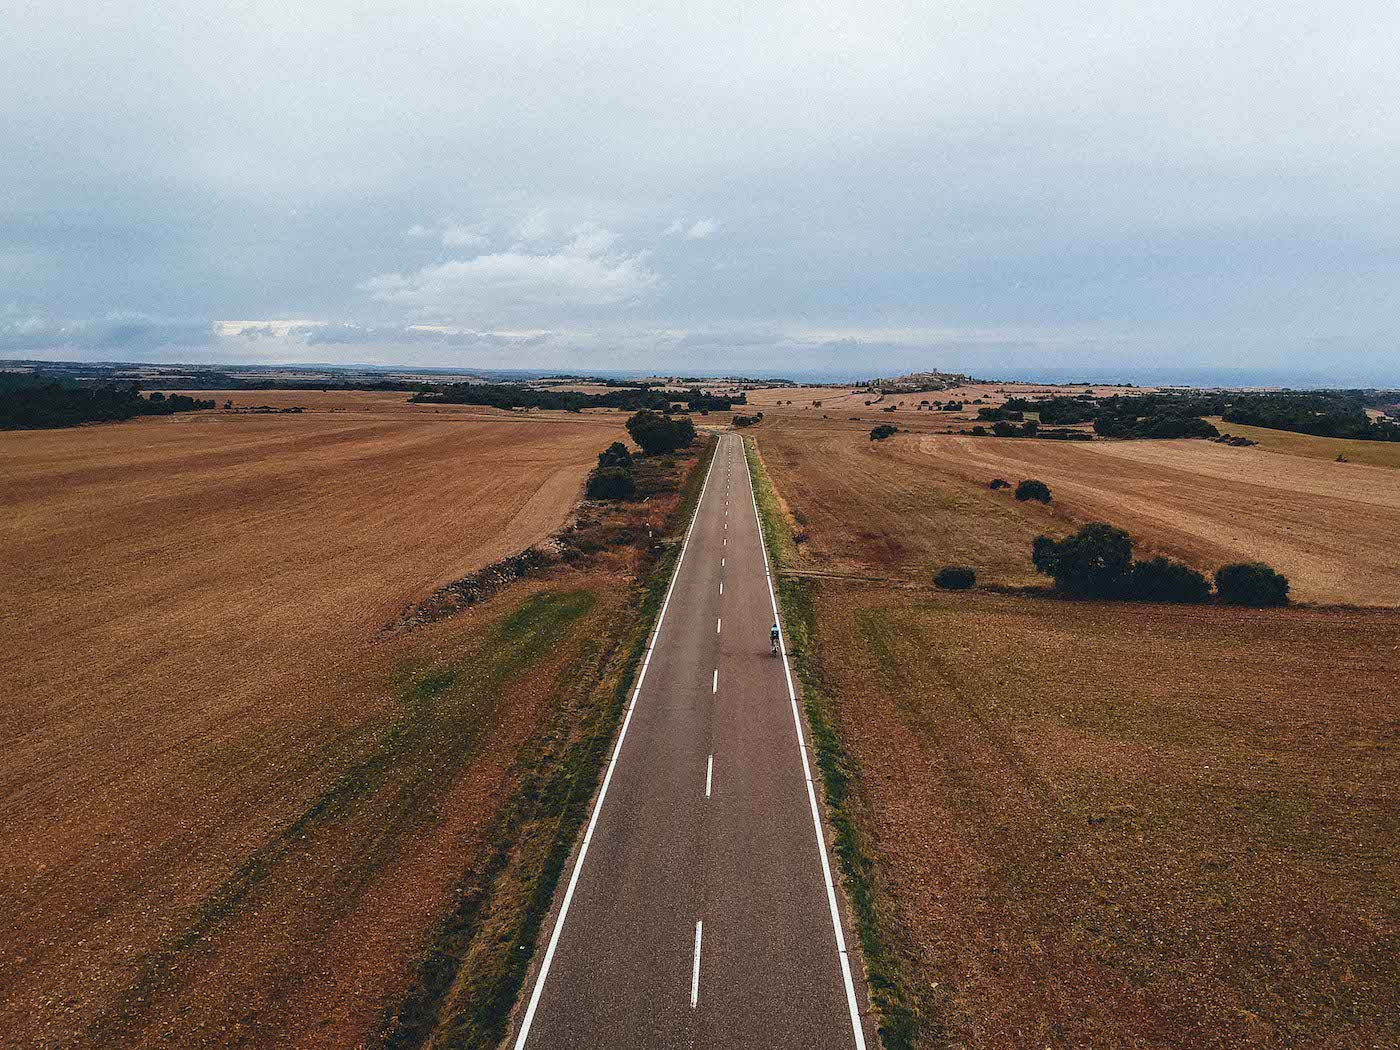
[
  {"left": 712, "top": 669, "right": 718, "bottom": 693},
  {"left": 719, "top": 581, "right": 723, "bottom": 595},
  {"left": 721, "top": 557, "right": 725, "bottom": 567},
  {"left": 705, "top": 754, "right": 713, "bottom": 797},
  {"left": 716, "top": 617, "right": 722, "bottom": 634},
  {"left": 691, "top": 920, "right": 703, "bottom": 1008}
]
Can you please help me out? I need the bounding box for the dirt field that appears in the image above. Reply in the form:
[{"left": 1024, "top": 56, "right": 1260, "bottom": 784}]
[
  {"left": 756, "top": 421, "right": 1400, "bottom": 605},
  {"left": 750, "top": 422, "right": 1400, "bottom": 1048},
  {"left": 817, "top": 585, "right": 1398, "bottom": 1048},
  {"left": 0, "top": 397, "right": 631, "bottom": 1044}
]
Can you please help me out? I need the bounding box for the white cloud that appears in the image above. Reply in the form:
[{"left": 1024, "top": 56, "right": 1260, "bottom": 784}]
[
  {"left": 362, "top": 224, "right": 659, "bottom": 317},
  {"left": 665, "top": 217, "right": 719, "bottom": 239}
]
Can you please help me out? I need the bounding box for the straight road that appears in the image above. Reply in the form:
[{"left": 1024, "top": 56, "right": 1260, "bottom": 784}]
[{"left": 510, "top": 432, "right": 870, "bottom": 1049}]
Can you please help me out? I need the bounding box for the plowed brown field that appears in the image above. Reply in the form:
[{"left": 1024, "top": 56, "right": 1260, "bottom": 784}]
[
  {"left": 0, "top": 398, "right": 626, "bottom": 1044},
  {"left": 752, "top": 420, "right": 1400, "bottom": 1048}
]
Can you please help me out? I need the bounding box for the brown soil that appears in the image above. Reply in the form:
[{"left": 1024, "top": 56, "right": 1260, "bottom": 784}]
[
  {"left": 0, "top": 402, "right": 628, "bottom": 1044},
  {"left": 818, "top": 586, "right": 1398, "bottom": 1048}
]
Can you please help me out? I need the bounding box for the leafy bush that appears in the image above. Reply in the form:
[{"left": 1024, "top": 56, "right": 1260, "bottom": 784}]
[
  {"left": 585, "top": 466, "right": 634, "bottom": 500},
  {"left": 1031, "top": 523, "right": 1134, "bottom": 597},
  {"left": 934, "top": 566, "right": 976, "bottom": 590},
  {"left": 626, "top": 410, "right": 696, "bottom": 454},
  {"left": 870, "top": 424, "right": 897, "bottom": 441},
  {"left": 1127, "top": 556, "right": 1211, "bottom": 603},
  {"left": 1215, "top": 562, "right": 1291, "bottom": 606},
  {"left": 1015, "top": 479, "right": 1052, "bottom": 503},
  {"left": 597, "top": 441, "right": 633, "bottom": 469},
  {"left": 989, "top": 478, "right": 1010, "bottom": 490}
]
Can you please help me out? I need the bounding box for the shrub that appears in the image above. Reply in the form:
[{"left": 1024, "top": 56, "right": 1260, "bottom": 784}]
[
  {"left": 597, "top": 441, "right": 633, "bottom": 470},
  {"left": 1015, "top": 479, "right": 1052, "bottom": 503},
  {"left": 1127, "top": 556, "right": 1211, "bottom": 603},
  {"left": 970, "top": 425, "right": 988, "bottom": 436},
  {"left": 1031, "top": 523, "right": 1134, "bottom": 597},
  {"left": 585, "top": 466, "right": 634, "bottom": 500},
  {"left": 1216, "top": 562, "right": 1290, "bottom": 607},
  {"left": 870, "top": 424, "right": 897, "bottom": 441},
  {"left": 989, "top": 478, "right": 1010, "bottom": 490},
  {"left": 626, "top": 410, "right": 696, "bottom": 454},
  {"left": 934, "top": 566, "right": 976, "bottom": 590}
]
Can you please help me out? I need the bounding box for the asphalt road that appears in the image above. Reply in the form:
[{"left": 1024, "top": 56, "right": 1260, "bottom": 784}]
[{"left": 510, "top": 432, "right": 871, "bottom": 1049}]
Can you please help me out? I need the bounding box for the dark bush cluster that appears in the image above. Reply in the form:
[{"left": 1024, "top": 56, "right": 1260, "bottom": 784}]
[
  {"left": 1015, "top": 479, "right": 1052, "bottom": 503},
  {"left": 1031, "top": 523, "right": 1288, "bottom": 605},
  {"left": 869, "top": 424, "right": 898, "bottom": 441},
  {"left": 626, "top": 410, "right": 696, "bottom": 454},
  {"left": 989, "top": 478, "right": 1010, "bottom": 490},
  {"left": 1215, "top": 562, "right": 1291, "bottom": 606},
  {"left": 732, "top": 412, "right": 765, "bottom": 427},
  {"left": 586, "top": 467, "right": 635, "bottom": 500},
  {"left": 1128, "top": 556, "right": 1213, "bottom": 603},
  {"left": 934, "top": 566, "right": 976, "bottom": 590}
]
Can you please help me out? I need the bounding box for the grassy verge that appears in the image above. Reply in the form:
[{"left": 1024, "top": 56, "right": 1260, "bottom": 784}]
[
  {"left": 384, "top": 434, "right": 718, "bottom": 1049},
  {"left": 745, "top": 436, "right": 920, "bottom": 1050}
]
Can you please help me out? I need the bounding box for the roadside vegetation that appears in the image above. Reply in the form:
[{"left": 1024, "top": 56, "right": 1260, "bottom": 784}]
[
  {"left": 382, "top": 434, "right": 718, "bottom": 1049},
  {"left": 746, "top": 437, "right": 919, "bottom": 1050}
]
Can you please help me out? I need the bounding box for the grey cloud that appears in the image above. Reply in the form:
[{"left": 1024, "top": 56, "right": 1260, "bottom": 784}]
[
  {"left": 0, "top": 313, "right": 215, "bottom": 353},
  {"left": 3, "top": 1, "right": 1398, "bottom": 380}
]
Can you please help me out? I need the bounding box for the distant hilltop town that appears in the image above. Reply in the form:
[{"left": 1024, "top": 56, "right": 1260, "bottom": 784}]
[{"left": 868, "top": 370, "right": 971, "bottom": 393}]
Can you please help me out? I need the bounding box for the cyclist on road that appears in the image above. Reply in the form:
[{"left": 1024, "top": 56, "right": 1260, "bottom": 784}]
[{"left": 770, "top": 622, "right": 780, "bottom": 655}]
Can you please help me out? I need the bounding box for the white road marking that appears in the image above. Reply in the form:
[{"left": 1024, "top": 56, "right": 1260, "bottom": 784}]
[
  {"left": 716, "top": 617, "right": 722, "bottom": 634},
  {"left": 719, "top": 581, "right": 723, "bottom": 595},
  {"left": 512, "top": 436, "right": 721, "bottom": 1050},
  {"left": 705, "top": 753, "right": 714, "bottom": 797},
  {"left": 721, "top": 557, "right": 725, "bottom": 566},
  {"left": 712, "top": 668, "right": 718, "bottom": 693},
  {"left": 691, "top": 920, "right": 703, "bottom": 1008},
  {"left": 740, "top": 437, "right": 869, "bottom": 1050}
]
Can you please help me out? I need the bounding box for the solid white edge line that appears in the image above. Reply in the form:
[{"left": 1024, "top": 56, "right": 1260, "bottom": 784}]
[
  {"left": 740, "top": 436, "right": 868, "bottom": 1050},
  {"left": 705, "top": 753, "right": 713, "bottom": 797},
  {"left": 691, "top": 919, "right": 703, "bottom": 1008},
  {"left": 512, "top": 433, "right": 722, "bottom": 1050}
]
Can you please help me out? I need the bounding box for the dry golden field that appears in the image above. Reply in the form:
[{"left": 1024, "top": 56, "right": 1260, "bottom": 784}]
[
  {"left": 758, "top": 420, "right": 1400, "bottom": 605},
  {"left": 0, "top": 395, "right": 635, "bottom": 1044},
  {"left": 1205, "top": 416, "right": 1400, "bottom": 470},
  {"left": 750, "top": 419, "right": 1400, "bottom": 1048}
]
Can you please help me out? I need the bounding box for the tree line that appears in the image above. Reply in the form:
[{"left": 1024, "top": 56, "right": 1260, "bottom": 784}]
[
  {"left": 0, "top": 375, "right": 215, "bottom": 430},
  {"left": 411, "top": 383, "right": 744, "bottom": 414}
]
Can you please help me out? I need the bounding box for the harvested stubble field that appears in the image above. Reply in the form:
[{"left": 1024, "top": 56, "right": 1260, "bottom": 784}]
[
  {"left": 1203, "top": 416, "right": 1400, "bottom": 470},
  {"left": 759, "top": 421, "right": 1400, "bottom": 605},
  {"left": 750, "top": 420, "right": 1400, "bottom": 1048},
  {"left": 0, "top": 395, "right": 671, "bottom": 1045}
]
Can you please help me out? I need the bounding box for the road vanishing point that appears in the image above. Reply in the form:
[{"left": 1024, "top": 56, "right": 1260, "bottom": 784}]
[{"left": 510, "top": 431, "right": 874, "bottom": 1049}]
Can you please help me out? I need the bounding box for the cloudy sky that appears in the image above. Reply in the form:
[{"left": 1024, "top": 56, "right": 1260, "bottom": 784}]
[{"left": 3, "top": 1, "right": 1398, "bottom": 382}]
